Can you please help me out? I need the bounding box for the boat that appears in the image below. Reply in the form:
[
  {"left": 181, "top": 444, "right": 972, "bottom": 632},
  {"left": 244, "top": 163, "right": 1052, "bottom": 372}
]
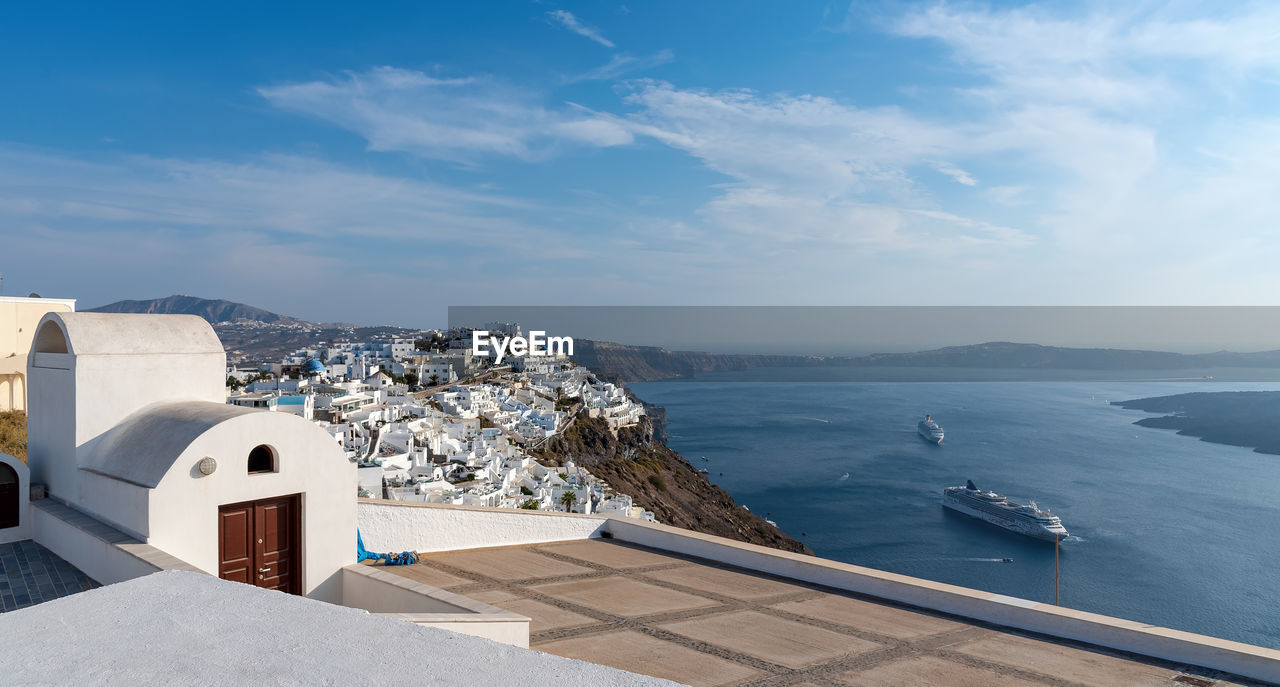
[
  {"left": 918, "top": 415, "right": 944, "bottom": 444},
  {"left": 943, "top": 480, "right": 1068, "bottom": 542}
]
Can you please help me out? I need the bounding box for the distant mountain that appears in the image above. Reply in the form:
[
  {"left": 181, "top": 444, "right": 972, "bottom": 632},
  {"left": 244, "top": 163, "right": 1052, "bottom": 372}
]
[
  {"left": 853, "top": 341, "right": 1280, "bottom": 370},
  {"left": 574, "top": 340, "right": 1280, "bottom": 382},
  {"left": 87, "top": 295, "right": 307, "bottom": 325}
]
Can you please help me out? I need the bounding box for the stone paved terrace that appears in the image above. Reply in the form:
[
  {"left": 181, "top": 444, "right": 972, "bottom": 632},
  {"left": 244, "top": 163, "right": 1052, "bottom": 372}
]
[
  {"left": 0, "top": 540, "right": 99, "bottom": 612},
  {"left": 381, "top": 539, "right": 1264, "bottom": 687}
]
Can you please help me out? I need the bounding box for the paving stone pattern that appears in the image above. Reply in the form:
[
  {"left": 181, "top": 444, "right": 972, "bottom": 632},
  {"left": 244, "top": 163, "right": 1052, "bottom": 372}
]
[
  {"left": 384, "top": 539, "right": 1262, "bottom": 687},
  {"left": 0, "top": 540, "right": 98, "bottom": 612}
]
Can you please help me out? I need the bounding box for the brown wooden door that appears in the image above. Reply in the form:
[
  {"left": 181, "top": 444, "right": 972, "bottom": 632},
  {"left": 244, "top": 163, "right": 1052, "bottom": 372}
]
[{"left": 218, "top": 495, "right": 300, "bottom": 594}]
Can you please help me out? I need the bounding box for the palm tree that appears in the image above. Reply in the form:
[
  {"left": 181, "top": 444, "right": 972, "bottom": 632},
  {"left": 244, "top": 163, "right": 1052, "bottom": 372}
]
[{"left": 559, "top": 491, "right": 577, "bottom": 513}]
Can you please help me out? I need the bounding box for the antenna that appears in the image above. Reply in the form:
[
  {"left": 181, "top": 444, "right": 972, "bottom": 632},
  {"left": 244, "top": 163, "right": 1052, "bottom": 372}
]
[
  {"left": 1054, "top": 532, "right": 1061, "bottom": 606},
  {"left": 0, "top": 271, "right": 4, "bottom": 296}
]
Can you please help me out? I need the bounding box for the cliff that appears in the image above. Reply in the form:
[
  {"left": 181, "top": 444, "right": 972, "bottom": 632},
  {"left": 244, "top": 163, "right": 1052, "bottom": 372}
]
[
  {"left": 570, "top": 339, "right": 807, "bottom": 383},
  {"left": 536, "top": 414, "right": 811, "bottom": 555}
]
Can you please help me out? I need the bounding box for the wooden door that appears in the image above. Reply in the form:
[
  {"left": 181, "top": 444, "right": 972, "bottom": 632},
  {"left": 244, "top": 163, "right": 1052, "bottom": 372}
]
[{"left": 218, "top": 494, "right": 300, "bottom": 594}]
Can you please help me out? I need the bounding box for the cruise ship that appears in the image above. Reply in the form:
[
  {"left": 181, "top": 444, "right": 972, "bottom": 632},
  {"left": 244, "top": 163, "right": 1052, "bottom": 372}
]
[
  {"left": 943, "top": 480, "right": 1069, "bottom": 542},
  {"left": 918, "top": 415, "right": 944, "bottom": 444}
]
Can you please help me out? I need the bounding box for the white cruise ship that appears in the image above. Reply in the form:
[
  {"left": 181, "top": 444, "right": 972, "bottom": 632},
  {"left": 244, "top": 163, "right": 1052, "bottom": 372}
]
[
  {"left": 918, "top": 415, "right": 944, "bottom": 444},
  {"left": 943, "top": 480, "right": 1069, "bottom": 542}
]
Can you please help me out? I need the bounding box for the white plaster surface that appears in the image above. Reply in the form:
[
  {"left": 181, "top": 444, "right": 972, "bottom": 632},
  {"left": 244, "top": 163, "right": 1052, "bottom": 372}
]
[
  {"left": 358, "top": 500, "right": 608, "bottom": 553},
  {"left": 26, "top": 312, "right": 226, "bottom": 499},
  {"left": 0, "top": 571, "right": 684, "bottom": 687}
]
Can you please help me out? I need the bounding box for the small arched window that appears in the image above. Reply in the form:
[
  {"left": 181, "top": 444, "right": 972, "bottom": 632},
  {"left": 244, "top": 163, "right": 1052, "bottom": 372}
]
[
  {"left": 248, "top": 445, "right": 277, "bottom": 474},
  {"left": 0, "top": 463, "right": 19, "bottom": 529},
  {"left": 34, "top": 321, "right": 68, "bottom": 354}
]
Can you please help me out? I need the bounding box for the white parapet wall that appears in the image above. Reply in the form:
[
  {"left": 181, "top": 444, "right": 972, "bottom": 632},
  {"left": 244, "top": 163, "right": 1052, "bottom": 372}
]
[
  {"left": 357, "top": 498, "right": 609, "bottom": 553},
  {"left": 30, "top": 498, "right": 204, "bottom": 585},
  {"left": 605, "top": 517, "right": 1280, "bottom": 685},
  {"left": 342, "top": 564, "right": 531, "bottom": 648}
]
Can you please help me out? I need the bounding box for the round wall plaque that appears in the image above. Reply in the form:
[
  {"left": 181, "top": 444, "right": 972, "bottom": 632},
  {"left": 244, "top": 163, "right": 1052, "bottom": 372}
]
[{"left": 197, "top": 456, "right": 218, "bottom": 476}]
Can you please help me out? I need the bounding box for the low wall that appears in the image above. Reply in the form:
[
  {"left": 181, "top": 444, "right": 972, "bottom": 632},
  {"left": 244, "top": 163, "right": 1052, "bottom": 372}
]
[
  {"left": 343, "top": 564, "right": 530, "bottom": 647},
  {"left": 606, "top": 517, "right": 1280, "bottom": 685},
  {"left": 357, "top": 499, "right": 608, "bottom": 553},
  {"left": 30, "top": 498, "right": 203, "bottom": 585}
]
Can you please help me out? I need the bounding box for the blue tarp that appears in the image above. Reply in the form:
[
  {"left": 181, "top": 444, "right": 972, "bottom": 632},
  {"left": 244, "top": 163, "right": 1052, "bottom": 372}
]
[{"left": 356, "top": 530, "right": 418, "bottom": 566}]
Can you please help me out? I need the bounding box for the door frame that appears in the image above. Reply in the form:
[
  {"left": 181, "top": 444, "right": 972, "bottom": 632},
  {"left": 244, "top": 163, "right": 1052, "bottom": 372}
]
[{"left": 217, "top": 493, "right": 303, "bottom": 595}]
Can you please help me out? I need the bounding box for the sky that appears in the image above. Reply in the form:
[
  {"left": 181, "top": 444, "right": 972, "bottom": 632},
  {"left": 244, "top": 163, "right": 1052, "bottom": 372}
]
[{"left": 3, "top": 1, "right": 1280, "bottom": 328}]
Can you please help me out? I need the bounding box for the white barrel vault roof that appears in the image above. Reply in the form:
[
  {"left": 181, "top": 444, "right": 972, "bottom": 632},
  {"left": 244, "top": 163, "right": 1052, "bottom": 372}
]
[
  {"left": 80, "top": 402, "right": 264, "bottom": 488},
  {"left": 39, "top": 312, "right": 223, "bottom": 356}
]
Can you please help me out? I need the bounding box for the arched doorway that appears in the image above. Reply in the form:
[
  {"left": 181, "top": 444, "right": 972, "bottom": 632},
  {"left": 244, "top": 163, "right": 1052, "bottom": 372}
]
[{"left": 0, "top": 462, "right": 19, "bottom": 529}]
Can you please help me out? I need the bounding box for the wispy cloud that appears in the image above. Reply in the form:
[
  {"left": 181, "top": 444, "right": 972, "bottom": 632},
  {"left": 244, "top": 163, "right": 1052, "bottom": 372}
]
[
  {"left": 932, "top": 162, "right": 977, "bottom": 186},
  {"left": 614, "top": 80, "right": 1030, "bottom": 251},
  {"left": 258, "top": 67, "right": 632, "bottom": 163},
  {"left": 547, "top": 10, "right": 615, "bottom": 48},
  {"left": 568, "top": 49, "right": 674, "bottom": 82}
]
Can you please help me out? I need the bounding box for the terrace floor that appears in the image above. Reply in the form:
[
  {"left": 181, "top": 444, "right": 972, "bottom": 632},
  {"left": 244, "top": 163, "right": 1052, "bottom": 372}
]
[
  {"left": 0, "top": 540, "right": 99, "bottom": 613},
  {"left": 380, "top": 539, "right": 1259, "bottom": 687}
]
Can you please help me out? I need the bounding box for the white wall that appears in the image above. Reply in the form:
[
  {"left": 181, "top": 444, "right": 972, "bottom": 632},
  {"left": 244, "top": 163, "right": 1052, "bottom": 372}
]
[
  {"left": 150, "top": 411, "right": 357, "bottom": 603},
  {"left": 26, "top": 313, "right": 225, "bottom": 502},
  {"left": 30, "top": 503, "right": 163, "bottom": 585},
  {"left": 357, "top": 500, "right": 608, "bottom": 553}
]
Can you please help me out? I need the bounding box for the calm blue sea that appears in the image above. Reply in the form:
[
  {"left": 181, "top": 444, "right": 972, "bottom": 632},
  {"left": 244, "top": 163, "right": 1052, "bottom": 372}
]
[{"left": 631, "top": 371, "right": 1280, "bottom": 649}]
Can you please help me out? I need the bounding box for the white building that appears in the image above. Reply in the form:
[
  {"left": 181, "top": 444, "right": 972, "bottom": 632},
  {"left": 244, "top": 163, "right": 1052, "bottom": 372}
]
[{"left": 25, "top": 312, "right": 355, "bottom": 602}]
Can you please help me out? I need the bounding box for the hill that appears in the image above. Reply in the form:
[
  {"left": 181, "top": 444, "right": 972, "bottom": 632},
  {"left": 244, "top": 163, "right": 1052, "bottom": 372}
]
[
  {"left": 1117, "top": 391, "right": 1280, "bottom": 455},
  {"left": 575, "top": 340, "right": 1280, "bottom": 383},
  {"left": 87, "top": 295, "right": 307, "bottom": 325}
]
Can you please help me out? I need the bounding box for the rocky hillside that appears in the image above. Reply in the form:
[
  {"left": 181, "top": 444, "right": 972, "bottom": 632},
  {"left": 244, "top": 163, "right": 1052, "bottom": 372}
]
[
  {"left": 536, "top": 414, "right": 811, "bottom": 555},
  {"left": 88, "top": 295, "right": 308, "bottom": 325}
]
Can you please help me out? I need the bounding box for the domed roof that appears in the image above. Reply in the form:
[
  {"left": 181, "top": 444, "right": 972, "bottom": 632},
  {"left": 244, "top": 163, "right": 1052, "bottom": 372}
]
[{"left": 304, "top": 360, "right": 326, "bottom": 373}]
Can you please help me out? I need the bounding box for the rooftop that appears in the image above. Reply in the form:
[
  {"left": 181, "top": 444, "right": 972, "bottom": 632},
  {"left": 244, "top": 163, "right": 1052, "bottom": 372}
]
[
  {"left": 0, "top": 570, "right": 681, "bottom": 687},
  {"left": 382, "top": 538, "right": 1260, "bottom": 687}
]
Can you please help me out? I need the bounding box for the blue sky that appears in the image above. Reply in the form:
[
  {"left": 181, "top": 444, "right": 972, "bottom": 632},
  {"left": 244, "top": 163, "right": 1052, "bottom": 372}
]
[{"left": 3, "top": 1, "right": 1279, "bottom": 327}]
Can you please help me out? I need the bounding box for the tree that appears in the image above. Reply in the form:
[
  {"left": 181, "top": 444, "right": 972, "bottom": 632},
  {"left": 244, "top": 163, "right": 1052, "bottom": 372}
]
[
  {"left": 403, "top": 372, "right": 419, "bottom": 388},
  {"left": 226, "top": 376, "right": 243, "bottom": 391},
  {"left": 559, "top": 491, "right": 577, "bottom": 512},
  {"left": 520, "top": 499, "right": 539, "bottom": 510},
  {"left": 429, "top": 374, "right": 440, "bottom": 386}
]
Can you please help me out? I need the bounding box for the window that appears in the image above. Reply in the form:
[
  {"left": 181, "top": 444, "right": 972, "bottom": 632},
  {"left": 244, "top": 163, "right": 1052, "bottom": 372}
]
[{"left": 248, "top": 445, "right": 277, "bottom": 474}]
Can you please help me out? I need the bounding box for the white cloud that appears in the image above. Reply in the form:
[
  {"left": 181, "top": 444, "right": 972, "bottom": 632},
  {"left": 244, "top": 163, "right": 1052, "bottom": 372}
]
[
  {"left": 568, "top": 49, "right": 674, "bottom": 82},
  {"left": 547, "top": 10, "right": 615, "bottom": 48},
  {"left": 617, "top": 80, "right": 1029, "bottom": 250},
  {"left": 932, "top": 162, "right": 977, "bottom": 186},
  {"left": 258, "top": 67, "right": 632, "bottom": 163}
]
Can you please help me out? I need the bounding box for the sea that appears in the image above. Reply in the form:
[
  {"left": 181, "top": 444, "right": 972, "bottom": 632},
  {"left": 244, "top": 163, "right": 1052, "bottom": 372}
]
[{"left": 631, "top": 368, "right": 1280, "bottom": 649}]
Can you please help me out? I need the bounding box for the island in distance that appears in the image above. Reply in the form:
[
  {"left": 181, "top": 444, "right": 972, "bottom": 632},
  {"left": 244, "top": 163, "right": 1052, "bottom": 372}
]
[{"left": 1117, "top": 391, "right": 1280, "bottom": 456}]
